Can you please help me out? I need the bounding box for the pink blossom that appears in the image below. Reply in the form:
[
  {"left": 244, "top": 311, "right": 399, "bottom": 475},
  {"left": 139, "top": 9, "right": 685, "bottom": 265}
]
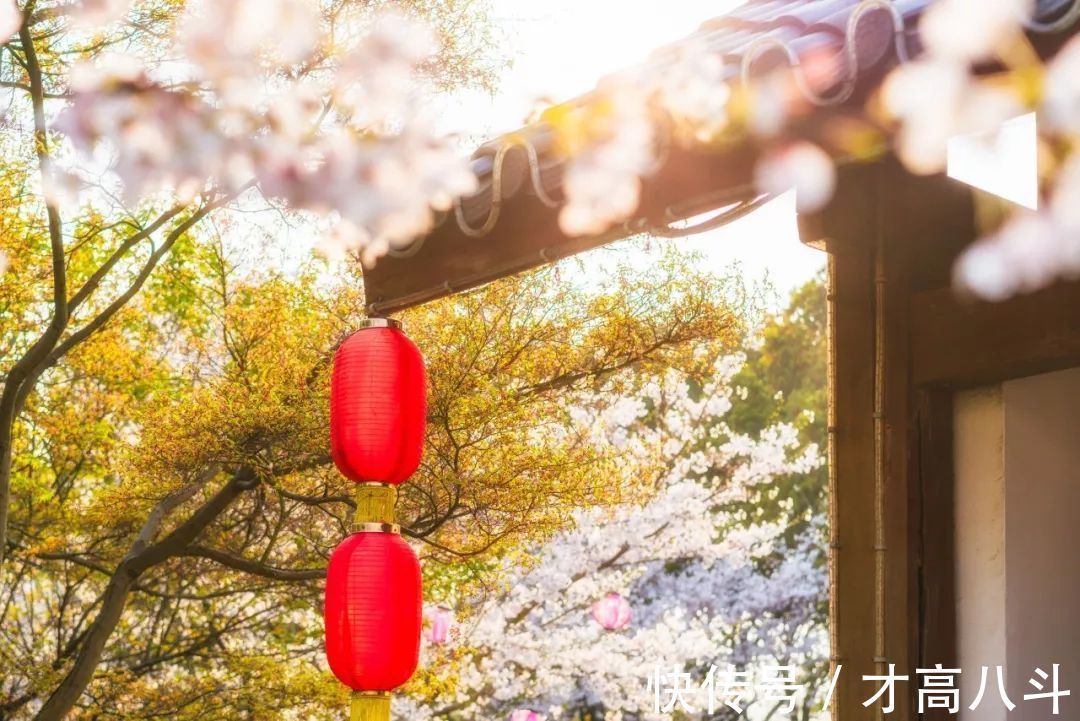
[
  {"left": 182, "top": 0, "right": 321, "bottom": 79},
  {"left": 425, "top": 605, "right": 453, "bottom": 646},
  {"left": 590, "top": 592, "right": 632, "bottom": 631},
  {"left": 509, "top": 711, "right": 542, "bottom": 721},
  {"left": 54, "top": 62, "right": 226, "bottom": 203},
  {"left": 70, "top": 0, "right": 133, "bottom": 29},
  {"left": 0, "top": 0, "right": 20, "bottom": 43},
  {"left": 754, "top": 142, "right": 836, "bottom": 212}
]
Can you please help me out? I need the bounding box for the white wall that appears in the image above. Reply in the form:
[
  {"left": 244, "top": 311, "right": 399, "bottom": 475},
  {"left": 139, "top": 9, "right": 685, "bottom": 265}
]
[
  {"left": 953, "top": 368, "right": 1080, "bottom": 720},
  {"left": 954, "top": 387, "right": 1007, "bottom": 721},
  {"left": 1002, "top": 368, "right": 1080, "bottom": 720}
]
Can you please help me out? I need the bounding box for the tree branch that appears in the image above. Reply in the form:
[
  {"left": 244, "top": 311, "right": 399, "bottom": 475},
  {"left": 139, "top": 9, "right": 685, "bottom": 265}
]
[
  {"left": 10, "top": 196, "right": 238, "bottom": 425},
  {"left": 0, "top": 10, "right": 68, "bottom": 566},
  {"left": 67, "top": 205, "right": 185, "bottom": 313},
  {"left": 33, "top": 466, "right": 255, "bottom": 721},
  {"left": 183, "top": 545, "right": 325, "bottom": 582}
]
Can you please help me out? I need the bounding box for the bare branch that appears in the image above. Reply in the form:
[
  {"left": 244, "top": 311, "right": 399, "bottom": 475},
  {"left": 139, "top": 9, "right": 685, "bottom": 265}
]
[
  {"left": 183, "top": 545, "right": 325, "bottom": 582},
  {"left": 33, "top": 466, "right": 255, "bottom": 721}
]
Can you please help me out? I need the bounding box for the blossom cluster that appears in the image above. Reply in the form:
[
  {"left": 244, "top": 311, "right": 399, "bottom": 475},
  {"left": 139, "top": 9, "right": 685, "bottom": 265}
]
[
  {"left": 13, "top": 0, "right": 1080, "bottom": 293},
  {"left": 33, "top": 0, "right": 476, "bottom": 266},
  {"left": 883, "top": 0, "right": 1080, "bottom": 299},
  {"left": 543, "top": 0, "right": 1080, "bottom": 302},
  {"left": 398, "top": 357, "right": 827, "bottom": 720}
]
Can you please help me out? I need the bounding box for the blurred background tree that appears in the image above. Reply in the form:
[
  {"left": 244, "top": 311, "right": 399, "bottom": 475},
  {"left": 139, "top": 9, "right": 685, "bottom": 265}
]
[
  {"left": 0, "top": 0, "right": 503, "bottom": 569},
  {"left": 0, "top": 1, "right": 831, "bottom": 718},
  {"left": 727, "top": 273, "right": 827, "bottom": 547},
  {"left": 1, "top": 233, "right": 748, "bottom": 719}
]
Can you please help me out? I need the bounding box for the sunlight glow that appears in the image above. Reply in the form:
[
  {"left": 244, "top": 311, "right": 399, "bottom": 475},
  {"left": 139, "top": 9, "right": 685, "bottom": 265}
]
[{"left": 440, "top": 1, "right": 824, "bottom": 299}]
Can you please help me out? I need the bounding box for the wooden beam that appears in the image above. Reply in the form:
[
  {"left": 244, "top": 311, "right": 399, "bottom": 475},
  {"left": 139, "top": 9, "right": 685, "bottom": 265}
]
[
  {"left": 878, "top": 178, "right": 916, "bottom": 721},
  {"left": 362, "top": 143, "right": 759, "bottom": 315},
  {"left": 911, "top": 281, "right": 1080, "bottom": 387}
]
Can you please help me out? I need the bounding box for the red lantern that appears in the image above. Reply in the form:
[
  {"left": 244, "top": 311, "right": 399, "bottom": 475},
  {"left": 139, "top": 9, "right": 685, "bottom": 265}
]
[
  {"left": 330, "top": 319, "right": 426, "bottom": 485},
  {"left": 325, "top": 530, "right": 422, "bottom": 717}
]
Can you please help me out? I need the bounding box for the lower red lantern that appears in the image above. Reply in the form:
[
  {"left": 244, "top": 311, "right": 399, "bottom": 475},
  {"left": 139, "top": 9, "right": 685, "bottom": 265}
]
[{"left": 325, "top": 528, "right": 423, "bottom": 721}]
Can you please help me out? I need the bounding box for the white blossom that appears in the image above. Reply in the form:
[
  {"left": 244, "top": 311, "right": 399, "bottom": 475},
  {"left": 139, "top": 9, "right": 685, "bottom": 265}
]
[
  {"left": 919, "top": 0, "right": 1031, "bottom": 61},
  {"left": 54, "top": 11, "right": 476, "bottom": 265},
  {"left": 0, "top": 0, "right": 19, "bottom": 43},
  {"left": 69, "top": 0, "right": 133, "bottom": 29},
  {"left": 955, "top": 156, "right": 1080, "bottom": 299},
  {"left": 182, "top": 0, "right": 321, "bottom": 78},
  {"left": 883, "top": 59, "right": 1021, "bottom": 175},
  {"left": 1043, "top": 35, "right": 1080, "bottom": 131},
  {"left": 754, "top": 142, "right": 836, "bottom": 212},
  {"left": 412, "top": 357, "right": 827, "bottom": 720},
  {"left": 558, "top": 81, "right": 656, "bottom": 237},
  {"left": 653, "top": 39, "right": 731, "bottom": 139}
]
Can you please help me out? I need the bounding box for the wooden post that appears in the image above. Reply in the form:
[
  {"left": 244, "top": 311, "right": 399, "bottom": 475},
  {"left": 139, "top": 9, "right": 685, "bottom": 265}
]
[
  {"left": 827, "top": 218, "right": 878, "bottom": 721},
  {"left": 805, "top": 161, "right": 951, "bottom": 721},
  {"left": 914, "top": 389, "right": 957, "bottom": 721},
  {"left": 817, "top": 164, "right": 880, "bottom": 721}
]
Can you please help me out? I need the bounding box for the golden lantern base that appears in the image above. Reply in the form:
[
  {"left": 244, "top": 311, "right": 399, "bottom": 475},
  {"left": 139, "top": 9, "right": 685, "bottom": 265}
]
[
  {"left": 351, "top": 483, "right": 397, "bottom": 529},
  {"left": 351, "top": 691, "right": 391, "bottom": 721}
]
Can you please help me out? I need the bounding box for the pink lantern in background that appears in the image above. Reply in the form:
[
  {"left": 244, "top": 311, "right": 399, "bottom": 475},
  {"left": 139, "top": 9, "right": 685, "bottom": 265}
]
[
  {"left": 590, "top": 592, "right": 632, "bottom": 631},
  {"left": 510, "top": 711, "right": 542, "bottom": 721},
  {"left": 425, "top": 604, "right": 453, "bottom": 645}
]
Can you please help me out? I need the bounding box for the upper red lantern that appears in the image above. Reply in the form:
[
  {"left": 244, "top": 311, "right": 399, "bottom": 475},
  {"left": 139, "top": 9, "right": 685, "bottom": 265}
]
[
  {"left": 330, "top": 319, "right": 426, "bottom": 485},
  {"left": 325, "top": 530, "right": 423, "bottom": 692}
]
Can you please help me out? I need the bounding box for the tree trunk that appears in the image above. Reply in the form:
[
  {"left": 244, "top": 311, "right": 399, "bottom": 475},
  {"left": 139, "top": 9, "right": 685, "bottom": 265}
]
[{"left": 33, "top": 467, "right": 253, "bottom": 721}]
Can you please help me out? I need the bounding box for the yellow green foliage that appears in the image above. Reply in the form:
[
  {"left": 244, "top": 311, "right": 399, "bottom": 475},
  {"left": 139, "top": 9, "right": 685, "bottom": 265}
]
[{"left": 2, "top": 233, "right": 748, "bottom": 718}]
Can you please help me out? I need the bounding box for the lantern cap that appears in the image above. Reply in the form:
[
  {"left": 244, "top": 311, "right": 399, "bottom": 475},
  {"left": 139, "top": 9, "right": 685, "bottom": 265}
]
[
  {"left": 350, "top": 522, "right": 401, "bottom": 535},
  {"left": 357, "top": 317, "right": 402, "bottom": 330}
]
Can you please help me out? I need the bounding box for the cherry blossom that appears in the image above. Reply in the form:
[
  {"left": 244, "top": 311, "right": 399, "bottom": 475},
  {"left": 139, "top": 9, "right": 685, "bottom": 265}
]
[
  {"left": 509, "top": 710, "right": 543, "bottom": 721},
  {"left": 69, "top": 0, "right": 133, "bottom": 29},
  {"left": 591, "top": 593, "right": 633, "bottom": 632},
  {"left": 182, "top": 0, "right": 321, "bottom": 79},
  {"left": 54, "top": 10, "right": 476, "bottom": 264},
  {"left": 652, "top": 38, "right": 732, "bottom": 141},
  {"left": 0, "top": 0, "right": 19, "bottom": 43},
  {"left": 882, "top": 59, "right": 1022, "bottom": 175},
  {"left": 554, "top": 42, "right": 736, "bottom": 237},
  {"left": 55, "top": 57, "right": 227, "bottom": 204},
  {"left": 396, "top": 357, "right": 826, "bottom": 720},
  {"left": 335, "top": 13, "right": 438, "bottom": 130},
  {"left": 754, "top": 142, "right": 836, "bottom": 212},
  {"left": 954, "top": 156, "right": 1080, "bottom": 299},
  {"left": 1043, "top": 35, "right": 1080, "bottom": 131},
  {"left": 556, "top": 81, "right": 656, "bottom": 237},
  {"left": 919, "top": 0, "right": 1031, "bottom": 61},
  {"left": 425, "top": 605, "right": 453, "bottom": 646}
]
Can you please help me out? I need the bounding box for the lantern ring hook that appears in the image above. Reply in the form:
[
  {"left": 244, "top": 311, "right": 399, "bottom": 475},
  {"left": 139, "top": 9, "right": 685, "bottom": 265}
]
[
  {"left": 357, "top": 318, "right": 402, "bottom": 330},
  {"left": 351, "top": 522, "right": 402, "bottom": 535}
]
